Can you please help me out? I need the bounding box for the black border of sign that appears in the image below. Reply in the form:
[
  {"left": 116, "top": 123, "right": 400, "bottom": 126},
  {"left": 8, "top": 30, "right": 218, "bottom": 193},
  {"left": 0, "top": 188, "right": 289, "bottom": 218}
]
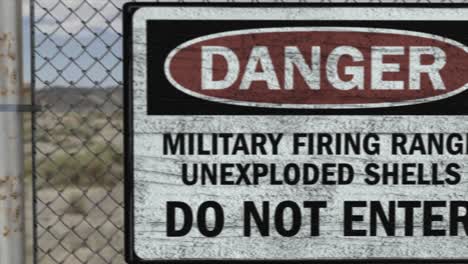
[{"left": 123, "top": 3, "right": 468, "bottom": 264}]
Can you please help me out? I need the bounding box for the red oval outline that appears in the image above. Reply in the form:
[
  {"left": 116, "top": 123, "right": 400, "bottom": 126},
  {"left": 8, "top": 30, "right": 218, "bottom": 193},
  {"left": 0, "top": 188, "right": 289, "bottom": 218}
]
[{"left": 164, "top": 27, "right": 468, "bottom": 109}]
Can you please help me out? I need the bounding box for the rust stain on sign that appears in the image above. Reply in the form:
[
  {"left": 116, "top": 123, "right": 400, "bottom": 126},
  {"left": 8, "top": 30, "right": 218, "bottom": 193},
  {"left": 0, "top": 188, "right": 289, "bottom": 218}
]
[
  {"left": 0, "top": 177, "right": 24, "bottom": 241},
  {"left": 0, "top": 1, "right": 24, "bottom": 263},
  {"left": 0, "top": 33, "right": 16, "bottom": 60},
  {"left": 3, "top": 227, "right": 10, "bottom": 237},
  {"left": 0, "top": 32, "right": 18, "bottom": 96}
]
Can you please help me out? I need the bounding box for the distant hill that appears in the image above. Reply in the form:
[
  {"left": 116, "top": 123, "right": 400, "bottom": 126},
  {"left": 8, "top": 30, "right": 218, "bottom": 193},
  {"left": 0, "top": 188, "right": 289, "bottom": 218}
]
[{"left": 36, "top": 87, "right": 123, "bottom": 112}]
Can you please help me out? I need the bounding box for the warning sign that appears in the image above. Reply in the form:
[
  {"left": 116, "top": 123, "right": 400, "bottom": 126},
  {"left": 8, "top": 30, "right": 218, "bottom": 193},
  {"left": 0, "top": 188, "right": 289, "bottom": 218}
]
[{"left": 124, "top": 4, "right": 468, "bottom": 263}]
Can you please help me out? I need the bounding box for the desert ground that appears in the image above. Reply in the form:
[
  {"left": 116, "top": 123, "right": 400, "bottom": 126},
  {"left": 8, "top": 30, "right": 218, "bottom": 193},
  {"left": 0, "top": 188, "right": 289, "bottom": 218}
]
[{"left": 24, "top": 87, "right": 124, "bottom": 264}]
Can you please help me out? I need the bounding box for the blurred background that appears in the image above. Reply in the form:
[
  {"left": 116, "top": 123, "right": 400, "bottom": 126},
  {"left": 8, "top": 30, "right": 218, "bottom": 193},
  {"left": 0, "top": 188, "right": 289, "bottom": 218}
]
[
  {"left": 23, "top": 1, "right": 468, "bottom": 264},
  {"left": 26, "top": 1, "right": 133, "bottom": 263}
]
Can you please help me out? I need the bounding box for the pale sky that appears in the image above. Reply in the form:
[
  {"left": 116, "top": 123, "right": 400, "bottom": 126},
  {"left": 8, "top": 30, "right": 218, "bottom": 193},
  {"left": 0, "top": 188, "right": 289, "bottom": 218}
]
[{"left": 23, "top": 0, "right": 133, "bottom": 87}]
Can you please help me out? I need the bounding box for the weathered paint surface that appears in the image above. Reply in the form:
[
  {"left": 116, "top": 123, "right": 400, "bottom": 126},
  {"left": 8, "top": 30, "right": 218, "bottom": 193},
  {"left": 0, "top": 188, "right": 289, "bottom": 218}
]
[
  {"left": 165, "top": 28, "right": 468, "bottom": 108},
  {"left": 131, "top": 7, "right": 468, "bottom": 261},
  {"left": 0, "top": 1, "right": 24, "bottom": 264}
]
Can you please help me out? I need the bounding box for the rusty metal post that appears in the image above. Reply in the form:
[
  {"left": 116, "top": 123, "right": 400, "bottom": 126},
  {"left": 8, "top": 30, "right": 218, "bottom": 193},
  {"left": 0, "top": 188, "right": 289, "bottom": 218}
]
[{"left": 0, "top": 0, "right": 25, "bottom": 263}]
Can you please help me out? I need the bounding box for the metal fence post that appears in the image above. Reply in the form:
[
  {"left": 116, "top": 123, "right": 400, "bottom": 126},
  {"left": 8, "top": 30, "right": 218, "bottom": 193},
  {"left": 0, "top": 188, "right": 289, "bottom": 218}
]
[{"left": 0, "top": 0, "right": 25, "bottom": 263}]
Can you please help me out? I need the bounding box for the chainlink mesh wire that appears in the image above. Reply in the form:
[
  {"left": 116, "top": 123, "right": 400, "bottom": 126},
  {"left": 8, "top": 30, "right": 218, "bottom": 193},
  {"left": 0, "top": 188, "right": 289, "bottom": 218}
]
[{"left": 31, "top": 1, "right": 468, "bottom": 263}]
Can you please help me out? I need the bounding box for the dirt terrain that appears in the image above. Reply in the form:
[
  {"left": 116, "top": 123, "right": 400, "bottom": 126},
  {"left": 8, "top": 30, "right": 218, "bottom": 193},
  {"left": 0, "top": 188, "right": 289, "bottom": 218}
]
[{"left": 25, "top": 87, "right": 124, "bottom": 264}]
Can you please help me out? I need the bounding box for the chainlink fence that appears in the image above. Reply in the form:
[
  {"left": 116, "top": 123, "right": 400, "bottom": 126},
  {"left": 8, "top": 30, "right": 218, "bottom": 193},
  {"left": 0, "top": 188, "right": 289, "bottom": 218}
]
[
  {"left": 31, "top": 0, "right": 134, "bottom": 263},
  {"left": 30, "top": 0, "right": 467, "bottom": 263}
]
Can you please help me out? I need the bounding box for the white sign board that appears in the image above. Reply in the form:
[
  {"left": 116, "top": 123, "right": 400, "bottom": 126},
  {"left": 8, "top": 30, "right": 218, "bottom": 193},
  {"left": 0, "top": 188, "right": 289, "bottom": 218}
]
[{"left": 124, "top": 4, "right": 468, "bottom": 263}]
